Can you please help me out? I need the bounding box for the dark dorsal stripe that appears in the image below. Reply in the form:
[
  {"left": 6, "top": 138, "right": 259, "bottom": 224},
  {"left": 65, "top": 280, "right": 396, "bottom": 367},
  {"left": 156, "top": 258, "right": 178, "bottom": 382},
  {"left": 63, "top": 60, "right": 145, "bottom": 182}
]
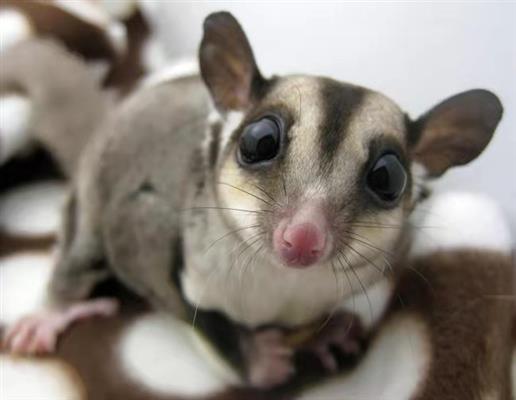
[
  {"left": 208, "top": 121, "right": 222, "bottom": 169},
  {"left": 318, "top": 79, "right": 365, "bottom": 172}
]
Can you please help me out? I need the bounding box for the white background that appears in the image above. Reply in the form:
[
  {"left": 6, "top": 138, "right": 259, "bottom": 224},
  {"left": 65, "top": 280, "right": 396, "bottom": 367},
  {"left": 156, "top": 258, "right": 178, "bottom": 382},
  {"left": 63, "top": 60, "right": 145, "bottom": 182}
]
[{"left": 141, "top": 1, "right": 516, "bottom": 239}]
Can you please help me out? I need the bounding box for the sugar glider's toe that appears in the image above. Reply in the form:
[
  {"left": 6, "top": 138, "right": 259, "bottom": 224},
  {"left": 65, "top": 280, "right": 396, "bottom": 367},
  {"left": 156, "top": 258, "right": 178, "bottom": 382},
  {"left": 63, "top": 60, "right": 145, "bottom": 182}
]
[
  {"left": 244, "top": 329, "right": 295, "bottom": 389},
  {"left": 2, "top": 298, "right": 119, "bottom": 355},
  {"left": 4, "top": 313, "right": 61, "bottom": 354},
  {"left": 299, "top": 311, "right": 365, "bottom": 373}
]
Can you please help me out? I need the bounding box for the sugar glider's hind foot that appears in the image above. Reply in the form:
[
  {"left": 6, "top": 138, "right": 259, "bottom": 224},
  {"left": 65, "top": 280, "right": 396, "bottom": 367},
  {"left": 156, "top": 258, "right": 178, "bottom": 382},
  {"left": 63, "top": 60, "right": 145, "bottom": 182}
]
[
  {"left": 243, "top": 329, "right": 295, "bottom": 389},
  {"left": 298, "top": 311, "right": 365, "bottom": 373},
  {"left": 2, "top": 298, "right": 119, "bottom": 355}
]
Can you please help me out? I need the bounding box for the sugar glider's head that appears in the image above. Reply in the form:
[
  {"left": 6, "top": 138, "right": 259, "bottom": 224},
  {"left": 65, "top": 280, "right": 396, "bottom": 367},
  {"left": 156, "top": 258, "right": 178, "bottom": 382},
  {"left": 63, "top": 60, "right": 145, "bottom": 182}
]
[{"left": 199, "top": 12, "right": 503, "bottom": 270}]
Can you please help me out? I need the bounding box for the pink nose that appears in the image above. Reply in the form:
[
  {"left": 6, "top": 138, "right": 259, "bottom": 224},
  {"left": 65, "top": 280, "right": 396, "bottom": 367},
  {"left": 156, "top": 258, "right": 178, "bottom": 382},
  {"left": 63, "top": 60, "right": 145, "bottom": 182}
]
[{"left": 279, "top": 223, "right": 325, "bottom": 267}]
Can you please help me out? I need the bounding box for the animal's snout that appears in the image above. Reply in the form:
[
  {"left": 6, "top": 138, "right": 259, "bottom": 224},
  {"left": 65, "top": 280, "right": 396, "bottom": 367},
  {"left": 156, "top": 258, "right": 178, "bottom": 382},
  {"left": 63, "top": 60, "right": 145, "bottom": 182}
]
[
  {"left": 273, "top": 202, "right": 329, "bottom": 268},
  {"left": 280, "top": 223, "right": 325, "bottom": 266}
]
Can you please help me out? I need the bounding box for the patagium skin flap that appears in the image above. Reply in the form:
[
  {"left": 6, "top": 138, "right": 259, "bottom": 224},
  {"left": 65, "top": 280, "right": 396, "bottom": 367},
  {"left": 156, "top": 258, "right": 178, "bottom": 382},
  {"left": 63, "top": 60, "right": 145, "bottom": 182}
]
[{"left": 3, "top": 11, "right": 505, "bottom": 391}]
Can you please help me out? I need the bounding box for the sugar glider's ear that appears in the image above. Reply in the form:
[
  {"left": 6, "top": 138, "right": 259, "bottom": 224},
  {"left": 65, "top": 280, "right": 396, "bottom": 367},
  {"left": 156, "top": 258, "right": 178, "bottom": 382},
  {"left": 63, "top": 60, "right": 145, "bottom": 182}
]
[
  {"left": 199, "top": 11, "right": 265, "bottom": 112},
  {"left": 409, "top": 89, "right": 503, "bottom": 177}
]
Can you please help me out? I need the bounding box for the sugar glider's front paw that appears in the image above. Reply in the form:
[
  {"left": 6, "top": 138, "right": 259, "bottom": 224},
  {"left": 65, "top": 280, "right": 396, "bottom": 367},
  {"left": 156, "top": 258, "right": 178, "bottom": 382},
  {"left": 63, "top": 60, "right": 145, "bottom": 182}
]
[
  {"left": 243, "top": 328, "right": 295, "bottom": 389},
  {"left": 299, "top": 311, "right": 365, "bottom": 372},
  {"left": 2, "top": 298, "right": 119, "bottom": 355}
]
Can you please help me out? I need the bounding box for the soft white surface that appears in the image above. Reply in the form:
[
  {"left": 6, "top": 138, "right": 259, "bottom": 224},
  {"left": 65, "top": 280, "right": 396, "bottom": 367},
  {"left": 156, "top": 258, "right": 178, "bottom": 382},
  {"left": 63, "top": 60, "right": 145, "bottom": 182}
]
[
  {"left": 298, "top": 314, "right": 431, "bottom": 400},
  {"left": 140, "top": 58, "right": 199, "bottom": 88},
  {"left": 0, "top": 357, "right": 82, "bottom": 400},
  {"left": 0, "top": 181, "right": 66, "bottom": 236},
  {"left": 0, "top": 94, "right": 33, "bottom": 164},
  {"left": 106, "top": 21, "right": 127, "bottom": 55},
  {"left": 100, "top": 0, "right": 138, "bottom": 20},
  {"left": 0, "top": 8, "right": 33, "bottom": 54},
  {"left": 142, "top": 38, "right": 171, "bottom": 72},
  {"left": 139, "top": 2, "right": 516, "bottom": 240},
  {"left": 118, "top": 313, "right": 239, "bottom": 397},
  {"left": 0, "top": 253, "right": 54, "bottom": 325},
  {"left": 411, "top": 191, "right": 513, "bottom": 256}
]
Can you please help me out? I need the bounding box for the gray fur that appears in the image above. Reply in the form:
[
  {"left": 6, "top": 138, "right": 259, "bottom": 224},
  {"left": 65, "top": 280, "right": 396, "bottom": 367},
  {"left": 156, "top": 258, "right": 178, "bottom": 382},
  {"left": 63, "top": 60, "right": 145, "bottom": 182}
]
[{"left": 50, "top": 75, "right": 210, "bottom": 318}]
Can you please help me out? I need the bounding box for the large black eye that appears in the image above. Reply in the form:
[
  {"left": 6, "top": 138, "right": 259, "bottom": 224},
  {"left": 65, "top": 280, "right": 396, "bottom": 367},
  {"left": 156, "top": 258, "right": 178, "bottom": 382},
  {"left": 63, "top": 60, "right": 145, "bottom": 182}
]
[
  {"left": 367, "top": 153, "right": 407, "bottom": 203},
  {"left": 239, "top": 117, "right": 281, "bottom": 164}
]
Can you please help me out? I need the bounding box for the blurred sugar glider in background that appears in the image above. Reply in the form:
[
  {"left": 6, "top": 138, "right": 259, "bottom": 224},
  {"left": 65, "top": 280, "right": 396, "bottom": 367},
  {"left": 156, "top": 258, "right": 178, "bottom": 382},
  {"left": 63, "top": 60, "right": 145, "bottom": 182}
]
[
  {"left": 2, "top": 10, "right": 512, "bottom": 395},
  {"left": 0, "top": 39, "right": 114, "bottom": 177},
  {"left": 0, "top": 0, "right": 153, "bottom": 177}
]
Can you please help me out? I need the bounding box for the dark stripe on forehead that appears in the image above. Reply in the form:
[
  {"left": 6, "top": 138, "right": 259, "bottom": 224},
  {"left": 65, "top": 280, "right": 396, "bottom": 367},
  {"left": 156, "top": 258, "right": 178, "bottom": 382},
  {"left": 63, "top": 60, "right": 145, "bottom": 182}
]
[
  {"left": 319, "top": 79, "right": 365, "bottom": 172},
  {"left": 208, "top": 121, "right": 222, "bottom": 168}
]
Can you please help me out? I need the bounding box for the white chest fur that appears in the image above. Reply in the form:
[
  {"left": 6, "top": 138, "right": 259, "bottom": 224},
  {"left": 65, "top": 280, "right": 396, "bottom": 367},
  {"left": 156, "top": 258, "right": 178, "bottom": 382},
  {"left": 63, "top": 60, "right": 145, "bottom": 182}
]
[
  {"left": 181, "top": 210, "right": 390, "bottom": 328},
  {"left": 182, "top": 252, "right": 338, "bottom": 328}
]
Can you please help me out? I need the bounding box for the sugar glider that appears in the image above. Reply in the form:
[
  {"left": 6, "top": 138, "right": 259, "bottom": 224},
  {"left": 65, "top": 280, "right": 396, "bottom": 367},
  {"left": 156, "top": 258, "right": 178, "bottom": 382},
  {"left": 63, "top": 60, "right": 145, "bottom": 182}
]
[{"left": 3, "top": 12, "right": 505, "bottom": 390}]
